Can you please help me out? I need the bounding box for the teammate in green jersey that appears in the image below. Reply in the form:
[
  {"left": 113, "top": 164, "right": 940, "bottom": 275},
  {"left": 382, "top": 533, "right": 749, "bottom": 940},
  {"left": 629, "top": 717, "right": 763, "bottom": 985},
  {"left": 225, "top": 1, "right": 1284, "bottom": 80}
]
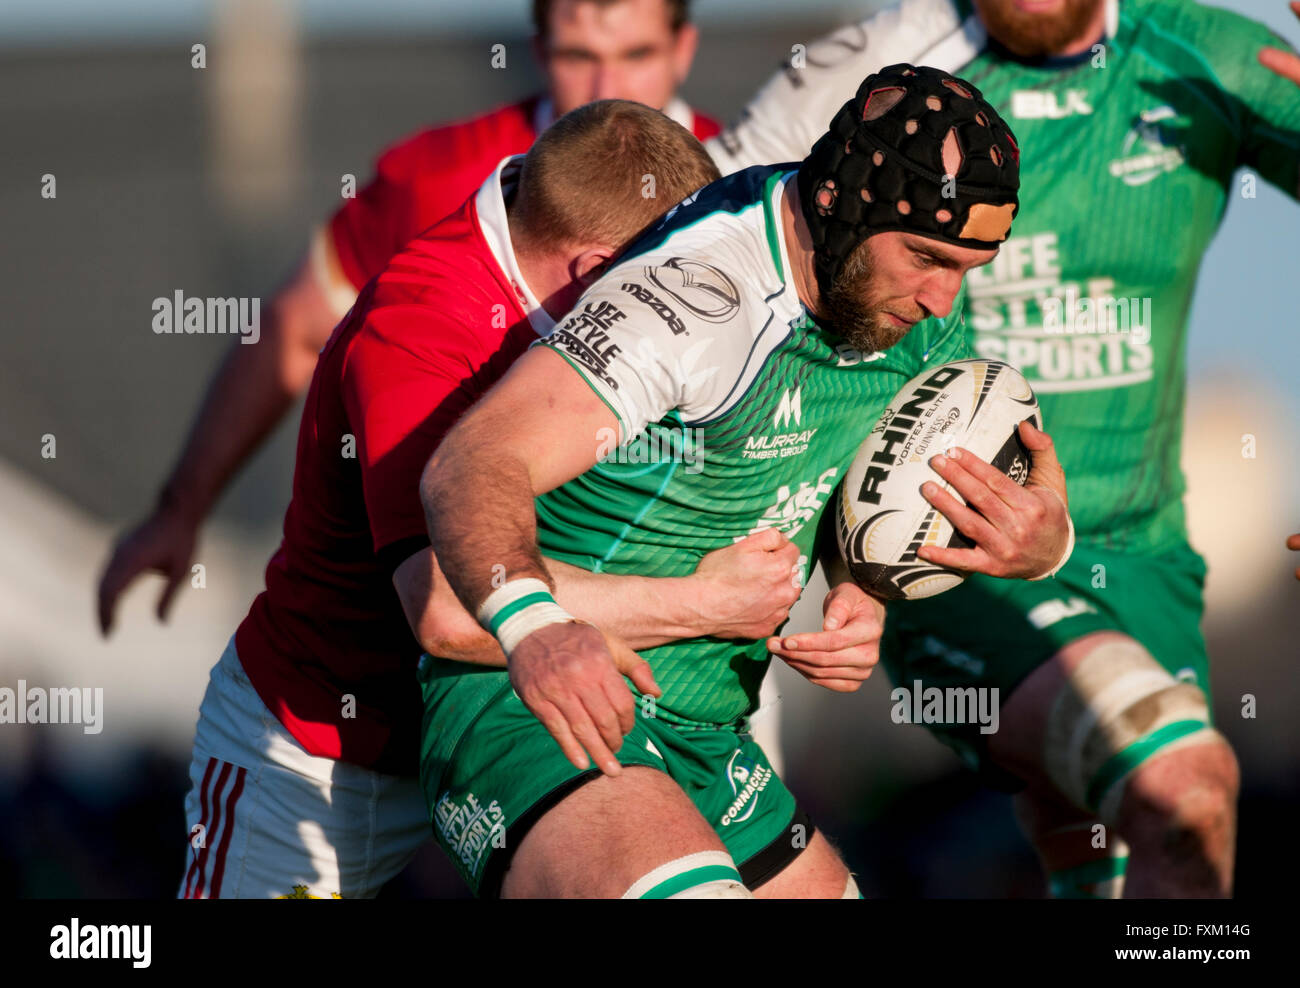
[
  {"left": 709, "top": 0, "right": 1300, "bottom": 897},
  {"left": 418, "top": 65, "right": 1073, "bottom": 898}
]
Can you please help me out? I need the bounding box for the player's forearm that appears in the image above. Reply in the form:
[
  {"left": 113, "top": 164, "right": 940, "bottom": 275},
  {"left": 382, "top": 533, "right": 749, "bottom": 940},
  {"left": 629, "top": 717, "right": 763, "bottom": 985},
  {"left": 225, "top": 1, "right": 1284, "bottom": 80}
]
[
  {"left": 398, "top": 550, "right": 700, "bottom": 668},
  {"left": 548, "top": 559, "right": 702, "bottom": 649},
  {"left": 156, "top": 296, "right": 319, "bottom": 524}
]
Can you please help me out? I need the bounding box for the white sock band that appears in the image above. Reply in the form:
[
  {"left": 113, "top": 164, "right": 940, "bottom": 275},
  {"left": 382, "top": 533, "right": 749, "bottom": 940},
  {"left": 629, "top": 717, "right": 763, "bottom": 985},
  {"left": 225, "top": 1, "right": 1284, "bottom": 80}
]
[
  {"left": 621, "top": 851, "right": 751, "bottom": 899},
  {"left": 476, "top": 578, "right": 576, "bottom": 657}
]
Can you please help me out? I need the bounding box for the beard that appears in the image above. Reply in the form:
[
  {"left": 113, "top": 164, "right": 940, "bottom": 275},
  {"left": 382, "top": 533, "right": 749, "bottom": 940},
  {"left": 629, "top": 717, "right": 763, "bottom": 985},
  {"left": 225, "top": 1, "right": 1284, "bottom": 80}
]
[
  {"left": 974, "top": 0, "right": 1105, "bottom": 58},
  {"left": 820, "top": 241, "right": 915, "bottom": 355}
]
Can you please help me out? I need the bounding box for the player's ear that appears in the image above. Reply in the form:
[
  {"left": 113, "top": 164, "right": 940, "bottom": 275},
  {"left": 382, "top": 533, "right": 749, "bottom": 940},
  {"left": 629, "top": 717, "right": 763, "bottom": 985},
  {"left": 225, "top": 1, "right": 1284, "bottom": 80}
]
[
  {"left": 673, "top": 22, "right": 699, "bottom": 81},
  {"left": 572, "top": 246, "right": 616, "bottom": 286}
]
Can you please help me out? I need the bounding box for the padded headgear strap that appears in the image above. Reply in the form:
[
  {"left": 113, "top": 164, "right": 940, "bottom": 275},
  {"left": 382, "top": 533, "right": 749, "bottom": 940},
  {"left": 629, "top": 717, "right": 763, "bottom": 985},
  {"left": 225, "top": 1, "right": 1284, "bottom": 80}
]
[{"left": 798, "top": 63, "right": 1022, "bottom": 297}]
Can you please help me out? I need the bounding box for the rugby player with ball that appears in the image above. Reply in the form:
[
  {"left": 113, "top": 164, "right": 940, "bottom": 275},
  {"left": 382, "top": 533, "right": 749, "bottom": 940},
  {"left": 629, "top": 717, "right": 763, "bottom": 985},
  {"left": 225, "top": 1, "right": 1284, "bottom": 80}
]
[
  {"left": 174, "top": 103, "right": 806, "bottom": 898},
  {"left": 419, "top": 64, "right": 1073, "bottom": 898}
]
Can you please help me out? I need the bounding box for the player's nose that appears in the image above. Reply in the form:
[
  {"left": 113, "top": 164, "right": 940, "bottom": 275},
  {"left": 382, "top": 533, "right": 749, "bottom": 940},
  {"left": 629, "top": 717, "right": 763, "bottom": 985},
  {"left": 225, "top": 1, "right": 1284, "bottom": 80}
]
[
  {"left": 591, "top": 62, "right": 623, "bottom": 101},
  {"left": 915, "top": 271, "right": 963, "bottom": 320}
]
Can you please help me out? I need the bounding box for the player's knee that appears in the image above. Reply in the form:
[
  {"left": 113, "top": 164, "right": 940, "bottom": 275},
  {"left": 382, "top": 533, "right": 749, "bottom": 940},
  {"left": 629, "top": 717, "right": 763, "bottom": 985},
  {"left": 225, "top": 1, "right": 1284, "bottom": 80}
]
[
  {"left": 1116, "top": 738, "right": 1239, "bottom": 853},
  {"left": 1041, "top": 636, "right": 1223, "bottom": 825}
]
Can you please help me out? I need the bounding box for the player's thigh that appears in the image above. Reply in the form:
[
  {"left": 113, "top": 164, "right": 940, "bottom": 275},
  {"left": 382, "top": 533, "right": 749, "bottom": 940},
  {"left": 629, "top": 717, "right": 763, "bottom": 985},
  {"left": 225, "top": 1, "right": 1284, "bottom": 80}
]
[
  {"left": 421, "top": 662, "right": 724, "bottom": 898},
  {"left": 503, "top": 765, "right": 729, "bottom": 898},
  {"left": 751, "top": 829, "right": 853, "bottom": 898}
]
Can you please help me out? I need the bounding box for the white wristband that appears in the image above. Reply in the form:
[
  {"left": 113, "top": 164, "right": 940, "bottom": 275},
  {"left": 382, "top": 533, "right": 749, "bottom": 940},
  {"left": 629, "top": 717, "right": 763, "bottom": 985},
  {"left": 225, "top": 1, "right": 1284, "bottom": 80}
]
[
  {"left": 1028, "top": 489, "right": 1075, "bottom": 581},
  {"left": 476, "top": 578, "right": 576, "bottom": 657}
]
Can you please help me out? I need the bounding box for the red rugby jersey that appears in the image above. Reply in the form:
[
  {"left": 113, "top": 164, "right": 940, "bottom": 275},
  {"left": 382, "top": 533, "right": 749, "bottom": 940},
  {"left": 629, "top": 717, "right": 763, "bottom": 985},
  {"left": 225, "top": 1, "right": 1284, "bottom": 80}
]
[
  {"left": 328, "top": 95, "right": 721, "bottom": 290},
  {"left": 236, "top": 158, "right": 554, "bottom": 775}
]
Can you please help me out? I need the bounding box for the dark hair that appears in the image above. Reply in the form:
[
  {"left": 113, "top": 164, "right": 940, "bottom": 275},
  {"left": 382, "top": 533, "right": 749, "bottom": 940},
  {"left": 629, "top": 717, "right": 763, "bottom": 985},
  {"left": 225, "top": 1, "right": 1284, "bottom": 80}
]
[{"left": 533, "top": 0, "right": 690, "bottom": 39}]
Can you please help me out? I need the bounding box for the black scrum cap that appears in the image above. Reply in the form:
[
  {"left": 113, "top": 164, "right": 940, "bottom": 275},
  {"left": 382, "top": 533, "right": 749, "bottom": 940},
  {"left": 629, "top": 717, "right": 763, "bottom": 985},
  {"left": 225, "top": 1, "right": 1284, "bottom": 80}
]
[{"left": 797, "top": 63, "right": 1021, "bottom": 297}]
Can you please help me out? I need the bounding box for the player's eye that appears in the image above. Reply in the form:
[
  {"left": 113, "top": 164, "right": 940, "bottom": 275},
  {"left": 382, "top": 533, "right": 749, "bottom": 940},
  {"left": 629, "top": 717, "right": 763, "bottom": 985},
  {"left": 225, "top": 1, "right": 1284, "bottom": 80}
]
[{"left": 551, "top": 48, "right": 597, "bottom": 65}]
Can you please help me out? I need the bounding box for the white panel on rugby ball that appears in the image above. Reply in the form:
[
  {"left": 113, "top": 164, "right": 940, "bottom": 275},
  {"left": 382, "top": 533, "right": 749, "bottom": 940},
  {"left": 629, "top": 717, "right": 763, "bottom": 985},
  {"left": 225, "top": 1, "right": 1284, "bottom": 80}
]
[{"left": 836, "top": 358, "right": 1040, "bottom": 600}]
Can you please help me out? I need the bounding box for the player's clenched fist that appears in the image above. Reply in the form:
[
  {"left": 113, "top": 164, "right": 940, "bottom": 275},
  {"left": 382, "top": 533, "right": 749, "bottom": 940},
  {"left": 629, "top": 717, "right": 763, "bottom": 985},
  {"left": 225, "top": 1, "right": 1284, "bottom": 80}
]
[
  {"left": 766, "top": 581, "right": 885, "bottom": 693},
  {"left": 691, "top": 528, "right": 804, "bottom": 639},
  {"left": 508, "top": 622, "right": 660, "bottom": 777}
]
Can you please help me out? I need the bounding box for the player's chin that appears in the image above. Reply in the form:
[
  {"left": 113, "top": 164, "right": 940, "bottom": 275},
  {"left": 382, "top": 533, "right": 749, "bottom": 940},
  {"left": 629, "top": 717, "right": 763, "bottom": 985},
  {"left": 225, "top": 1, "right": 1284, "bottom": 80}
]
[
  {"left": 871, "top": 312, "right": 915, "bottom": 350},
  {"left": 841, "top": 313, "right": 910, "bottom": 355}
]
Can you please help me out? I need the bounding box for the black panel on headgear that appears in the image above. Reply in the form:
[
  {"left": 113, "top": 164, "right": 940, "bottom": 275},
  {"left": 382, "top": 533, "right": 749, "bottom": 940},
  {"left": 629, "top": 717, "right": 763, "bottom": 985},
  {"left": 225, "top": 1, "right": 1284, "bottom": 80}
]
[{"left": 797, "top": 63, "right": 1021, "bottom": 299}]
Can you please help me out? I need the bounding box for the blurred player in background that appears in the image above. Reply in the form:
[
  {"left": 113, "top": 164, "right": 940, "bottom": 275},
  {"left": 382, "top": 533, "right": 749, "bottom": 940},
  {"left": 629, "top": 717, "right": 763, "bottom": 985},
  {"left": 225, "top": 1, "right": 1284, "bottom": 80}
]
[
  {"left": 710, "top": 0, "right": 1300, "bottom": 897},
  {"left": 175, "top": 101, "right": 798, "bottom": 898},
  {"left": 97, "top": 0, "right": 718, "bottom": 635}
]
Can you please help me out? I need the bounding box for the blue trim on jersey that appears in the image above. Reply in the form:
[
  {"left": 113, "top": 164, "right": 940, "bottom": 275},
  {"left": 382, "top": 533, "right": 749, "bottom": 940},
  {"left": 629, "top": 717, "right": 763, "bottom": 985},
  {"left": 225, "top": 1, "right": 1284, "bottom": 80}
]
[{"left": 693, "top": 286, "right": 797, "bottom": 427}]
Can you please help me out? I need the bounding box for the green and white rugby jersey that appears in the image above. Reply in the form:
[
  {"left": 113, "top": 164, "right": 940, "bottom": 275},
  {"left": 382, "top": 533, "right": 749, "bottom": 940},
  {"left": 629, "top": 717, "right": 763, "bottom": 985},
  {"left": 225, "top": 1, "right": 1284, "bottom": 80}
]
[
  {"left": 534, "top": 164, "right": 970, "bottom": 726},
  {"left": 710, "top": 0, "right": 1300, "bottom": 553}
]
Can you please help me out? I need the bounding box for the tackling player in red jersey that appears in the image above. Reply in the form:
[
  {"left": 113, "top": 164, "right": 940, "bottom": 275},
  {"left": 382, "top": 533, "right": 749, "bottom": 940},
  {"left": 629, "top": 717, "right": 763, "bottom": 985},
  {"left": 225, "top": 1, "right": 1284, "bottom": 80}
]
[
  {"left": 98, "top": 0, "right": 719, "bottom": 634},
  {"left": 178, "top": 102, "right": 827, "bottom": 898}
]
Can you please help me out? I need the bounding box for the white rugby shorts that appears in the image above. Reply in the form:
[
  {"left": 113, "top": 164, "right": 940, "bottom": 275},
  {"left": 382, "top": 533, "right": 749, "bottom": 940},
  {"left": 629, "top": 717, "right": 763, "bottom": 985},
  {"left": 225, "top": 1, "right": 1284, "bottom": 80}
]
[{"left": 178, "top": 637, "right": 430, "bottom": 898}]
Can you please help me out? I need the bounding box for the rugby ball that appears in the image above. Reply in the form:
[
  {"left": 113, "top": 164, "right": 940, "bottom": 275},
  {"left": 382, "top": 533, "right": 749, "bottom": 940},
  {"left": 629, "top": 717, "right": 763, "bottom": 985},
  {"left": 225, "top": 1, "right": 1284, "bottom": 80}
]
[{"left": 835, "top": 358, "right": 1040, "bottom": 600}]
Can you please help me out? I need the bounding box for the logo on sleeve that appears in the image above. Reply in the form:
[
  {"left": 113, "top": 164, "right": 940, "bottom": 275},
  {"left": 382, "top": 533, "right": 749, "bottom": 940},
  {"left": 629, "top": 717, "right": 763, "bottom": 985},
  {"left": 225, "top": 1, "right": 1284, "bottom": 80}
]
[
  {"left": 620, "top": 282, "right": 687, "bottom": 334},
  {"left": 549, "top": 299, "right": 627, "bottom": 390},
  {"left": 647, "top": 258, "right": 741, "bottom": 323}
]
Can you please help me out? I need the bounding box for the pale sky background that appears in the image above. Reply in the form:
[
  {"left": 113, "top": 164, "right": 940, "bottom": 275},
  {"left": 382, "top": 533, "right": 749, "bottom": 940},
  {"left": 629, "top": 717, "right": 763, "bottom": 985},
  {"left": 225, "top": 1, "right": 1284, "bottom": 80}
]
[{"left": 2, "top": 0, "right": 1296, "bottom": 411}]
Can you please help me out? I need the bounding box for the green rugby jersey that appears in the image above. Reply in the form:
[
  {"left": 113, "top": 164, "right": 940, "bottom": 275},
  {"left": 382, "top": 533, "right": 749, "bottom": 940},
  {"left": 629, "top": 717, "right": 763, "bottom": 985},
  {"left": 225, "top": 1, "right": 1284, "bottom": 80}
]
[
  {"left": 711, "top": 0, "right": 1300, "bottom": 553},
  {"left": 534, "top": 165, "right": 970, "bottom": 725}
]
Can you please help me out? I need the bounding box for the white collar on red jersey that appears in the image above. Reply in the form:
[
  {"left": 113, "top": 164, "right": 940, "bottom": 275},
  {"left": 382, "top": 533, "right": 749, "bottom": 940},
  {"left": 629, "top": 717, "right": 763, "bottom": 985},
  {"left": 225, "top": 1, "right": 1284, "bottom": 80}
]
[
  {"left": 532, "top": 96, "right": 695, "bottom": 135},
  {"left": 475, "top": 154, "right": 555, "bottom": 338}
]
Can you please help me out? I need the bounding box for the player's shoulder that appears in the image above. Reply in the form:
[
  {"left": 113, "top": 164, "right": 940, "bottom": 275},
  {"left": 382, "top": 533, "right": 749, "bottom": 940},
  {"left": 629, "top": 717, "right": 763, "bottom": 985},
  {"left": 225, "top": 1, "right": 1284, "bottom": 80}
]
[
  {"left": 604, "top": 165, "right": 797, "bottom": 321},
  {"left": 1119, "top": 0, "right": 1287, "bottom": 126},
  {"left": 1126, "top": 0, "right": 1280, "bottom": 43},
  {"left": 805, "top": 0, "right": 970, "bottom": 64},
  {"left": 625, "top": 164, "right": 792, "bottom": 264},
  {"left": 352, "top": 222, "right": 509, "bottom": 352},
  {"left": 856, "top": 0, "right": 967, "bottom": 35},
  {"left": 1123, "top": 0, "right": 1285, "bottom": 73},
  {"left": 371, "top": 97, "right": 538, "bottom": 183}
]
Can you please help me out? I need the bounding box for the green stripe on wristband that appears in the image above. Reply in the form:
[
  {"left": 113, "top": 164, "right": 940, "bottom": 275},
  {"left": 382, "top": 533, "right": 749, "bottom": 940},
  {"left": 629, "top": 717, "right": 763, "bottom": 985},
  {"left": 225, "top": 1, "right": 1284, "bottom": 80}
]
[
  {"left": 486, "top": 592, "right": 556, "bottom": 637},
  {"left": 639, "top": 865, "right": 742, "bottom": 899}
]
